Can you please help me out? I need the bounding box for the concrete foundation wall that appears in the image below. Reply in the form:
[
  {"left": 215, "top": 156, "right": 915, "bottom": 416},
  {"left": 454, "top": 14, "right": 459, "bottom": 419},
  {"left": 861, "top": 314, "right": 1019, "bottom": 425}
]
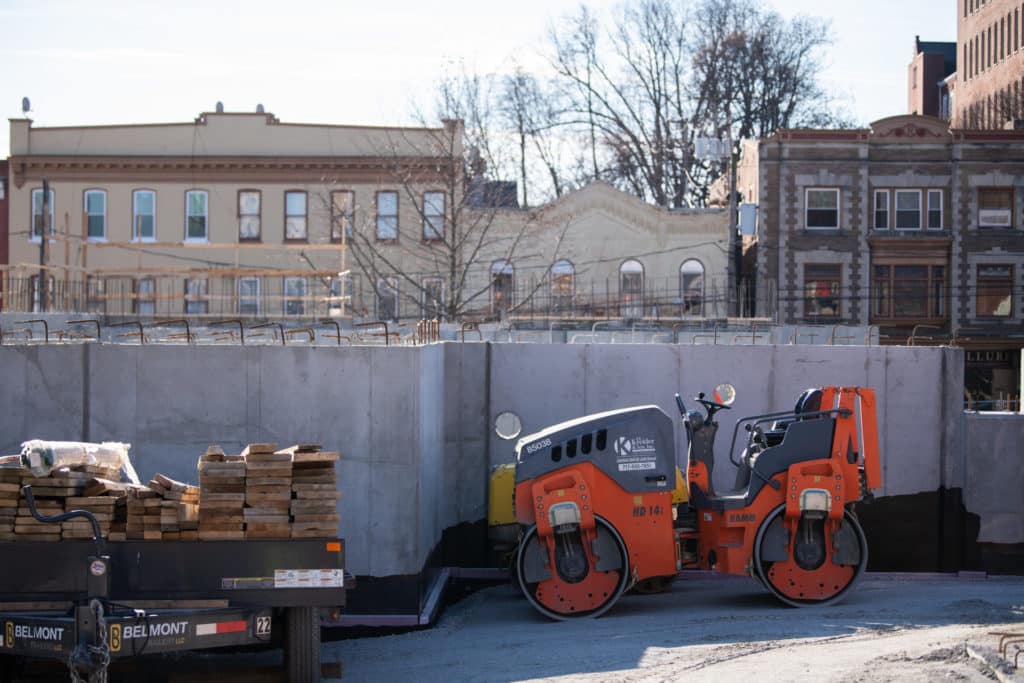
[
  {"left": 962, "top": 412, "right": 1024, "bottom": 545},
  {"left": 2, "top": 341, "right": 1020, "bottom": 584}
]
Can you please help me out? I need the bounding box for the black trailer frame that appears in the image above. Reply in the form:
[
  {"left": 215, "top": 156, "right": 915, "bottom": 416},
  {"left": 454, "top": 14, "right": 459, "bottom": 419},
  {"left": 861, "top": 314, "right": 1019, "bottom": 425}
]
[{"left": 0, "top": 525, "right": 345, "bottom": 682}]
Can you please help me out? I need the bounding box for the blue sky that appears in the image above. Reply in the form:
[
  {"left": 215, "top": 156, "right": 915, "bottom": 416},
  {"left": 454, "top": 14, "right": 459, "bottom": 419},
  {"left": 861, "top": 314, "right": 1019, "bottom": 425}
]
[{"left": 0, "top": 0, "right": 955, "bottom": 157}]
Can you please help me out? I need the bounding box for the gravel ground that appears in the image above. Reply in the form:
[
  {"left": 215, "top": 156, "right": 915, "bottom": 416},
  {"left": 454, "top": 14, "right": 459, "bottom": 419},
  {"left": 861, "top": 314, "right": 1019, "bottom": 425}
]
[{"left": 329, "top": 574, "right": 1024, "bottom": 682}]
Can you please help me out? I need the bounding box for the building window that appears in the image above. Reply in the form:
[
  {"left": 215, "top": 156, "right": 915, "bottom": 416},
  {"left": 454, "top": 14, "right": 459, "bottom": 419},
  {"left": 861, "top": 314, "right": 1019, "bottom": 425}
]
[
  {"left": 977, "top": 265, "right": 1014, "bottom": 317},
  {"left": 85, "top": 190, "right": 106, "bottom": 240},
  {"left": 376, "top": 191, "right": 398, "bottom": 240},
  {"left": 376, "top": 277, "right": 399, "bottom": 321},
  {"left": 895, "top": 190, "right": 922, "bottom": 230},
  {"left": 284, "top": 276, "right": 307, "bottom": 315},
  {"left": 329, "top": 275, "right": 354, "bottom": 316},
  {"left": 873, "top": 190, "right": 890, "bottom": 230},
  {"left": 331, "top": 190, "right": 354, "bottom": 242},
  {"left": 550, "top": 260, "right": 575, "bottom": 314},
  {"left": 135, "top": 278, "right": 156, "bottom": 315},
  {"left": 803, "top": 264, "right": 841, "bottom": 319},
  {"left": 238, "top": 277, "right": 260, "bottom": 316},
  {"left": 185, "top": 278, "right": 208, "bottom": 315},
  {"left": 978, "top": 188, "right": 1014, "bottom": 228},
  {"left": 422, "top": 277, "right": 445, "bottom": 319},
  {"left": 29, "top": 275, "right": 56, "bottom": 313},
  {"left": 185, "top": 190, "right": 208, "bottom": 241},
  {"left": 133, "top": 190, "right": 156, "bottom": 241},
  {"left": 491, "top": 260, "right": 515, "bottom": 316},
  {"left": 285, "top": 190, "right": 307, "bottom": 240},
  {"left": 679, "top": 259, "right": 704, "bottom": 316},
  {"left": 873, "top": 265, "right": 946, "bottom": 320},
  {"left": 927, "top": 190, "right": 943, "bottom": 230},
  {"left": 619, "top": 259, "right": 644, "bottom": 317},
  {"left": 238, "top": 190, "right": 261, "bottom": 240},
  {"left": 423, "top": 191, "right": 445, "bottom": 241},
  {"left": 31, "top": 188, "right": 55, "bottom": 239},
  {"left": 805, "top": 189, "right": 839, "bottom": 229}
]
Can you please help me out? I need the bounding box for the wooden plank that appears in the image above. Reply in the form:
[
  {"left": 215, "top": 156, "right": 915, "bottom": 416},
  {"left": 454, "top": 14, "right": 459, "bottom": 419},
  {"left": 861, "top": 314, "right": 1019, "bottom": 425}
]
[
  {"left": 240, "top": 444, "right": 278, "bottom": 457},
  {"left": 198, "top": 530, "right": 245, "bottom": 541},
  {"left": 292, "top": 451, "right": 340, "bottom": 463}
]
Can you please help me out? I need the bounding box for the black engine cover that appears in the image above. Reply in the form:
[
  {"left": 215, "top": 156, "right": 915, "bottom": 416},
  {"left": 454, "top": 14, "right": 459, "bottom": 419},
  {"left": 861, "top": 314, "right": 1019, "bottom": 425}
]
[{"left": 514, "top": 406, "right": 676, "bottom": 494}]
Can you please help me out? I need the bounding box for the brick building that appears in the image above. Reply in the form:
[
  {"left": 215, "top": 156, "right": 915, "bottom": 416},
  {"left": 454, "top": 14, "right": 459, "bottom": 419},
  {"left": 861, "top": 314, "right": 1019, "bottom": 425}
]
[
  {"left": 0, "top": 159, "right": 7, "bottom": 308},
  {"left": 908, "top": 37, "right": 957, "bottom": 119},
  {"left": 740, "top": 115, "right": 1024, "bottom": 406},
  {"left": 955, "top": 0, "right": 1024, "bottom": 128}
]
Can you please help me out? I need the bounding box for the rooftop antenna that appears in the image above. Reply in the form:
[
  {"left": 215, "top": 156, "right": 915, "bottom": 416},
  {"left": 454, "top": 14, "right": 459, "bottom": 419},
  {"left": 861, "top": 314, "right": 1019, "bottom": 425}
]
[
  {"left": 215, "top": 101, "right": 224, "bottom": 113},
  {"left": 21, "top": 97, "right": 31, "bottom": 115},
  {"left": 256, "top": 103, "right": 265, "bottom": 113}
]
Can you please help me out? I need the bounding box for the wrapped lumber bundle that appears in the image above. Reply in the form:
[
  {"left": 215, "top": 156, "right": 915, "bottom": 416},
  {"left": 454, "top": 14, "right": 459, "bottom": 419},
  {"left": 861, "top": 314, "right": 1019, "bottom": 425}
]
[
  {"left": 198, "top": 446, "right": 245, "bottom": 540},
  {"left": 287, "top": 446, "right": 340, "bottom": 539},
  {"left": 242, "top": 444, "right": 292, "bottom": 540}
]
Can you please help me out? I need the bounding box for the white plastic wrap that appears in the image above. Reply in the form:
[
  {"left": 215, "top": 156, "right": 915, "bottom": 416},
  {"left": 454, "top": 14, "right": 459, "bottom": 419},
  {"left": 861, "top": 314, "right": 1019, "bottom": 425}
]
[{"left": 19, "top": 440, "right": 141, "bottom": 484}]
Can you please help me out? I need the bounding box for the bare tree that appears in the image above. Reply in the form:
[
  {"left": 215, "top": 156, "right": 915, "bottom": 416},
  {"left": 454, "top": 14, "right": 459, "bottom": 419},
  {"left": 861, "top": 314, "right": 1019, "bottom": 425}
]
[
  {"left": 320, "top": 112, "right": 569, "bottom": 323},
  {"left": 548, "top": 0, "right": 846, "bottom": 208}
]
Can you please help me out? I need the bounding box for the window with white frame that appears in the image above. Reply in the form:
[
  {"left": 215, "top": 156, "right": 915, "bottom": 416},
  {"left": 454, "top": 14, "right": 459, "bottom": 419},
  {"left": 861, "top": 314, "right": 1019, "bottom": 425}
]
[
  {"left": 329, "top": 274, "right": 354, "bottom": 315},
  {"left": 31, "top": 188, "right": 55, "bottom": 239},
  {"left": 331, "top": 190, "right": 354, "bottom": 242},
  {"left": 423, "top": 191, "right": 445, "bottom": 240},
  {"left": 284, "top": 276, "right": 308, "bottom": 315},
  {"left": 550, "top": 260, "right": 575, "bottom": 314},
  {"left": 619, "top": 259, "right": 644, "bottom": 317},
  {"left": 185, "top": 190, "right": 208, "bottom": 241},
  {"left": 185, "top": 278, "right": 208, "bottom": 315},
  {"left": 978, "top": 188, "right": 1014, "bottom": 228},
  {"left": 135, "top": 278, "right": 156, "bottom": 315},
  {"left": 873, "top": 190, "right": 890, "bottom": 230},
  {"left": 422, "top": 277, "right": 445, "bottom": 319},
  {"left": 491, "top": 260, "right": 515, "bottom": 315},
  {"left": 238, "top": 277, "right": 260, "bottom": 316},
  {"left": 85, "top": 190, "right": 106, "bottom": 240},
  {"left": 927, "top": 190, "right": 943, "bottom": 230},
  {"left": 376, "top": 277, "right": 399, "bottom": 321},
  {"left": 238, "top": 190, "right": 261, "bottom": 240},
  {"left": 29, "top": 275, "right": 56, "bottom": 313},
  {"left": 977, "top": 264, "right": 1014, "bottom": 317},
  {"left": 285, "top": 191, "right": 307, "bottom": 240},
  {"left": 805, "top": 189, "right": 839, "bottom": 229},
  {"left": 804, "top": 264, "right": 841, "bottom": 319},
  {"left": 133, "top": 190, "right": 156, "bottom": 240},
  {"left": 680, "top": 259, "right": 705, "bottom": 316},
  {"left": 376, "top": 191, "right": 398, "bottom": 240},
  {"left": 895, "top": 190, "right": 922, "bottom": 230}
]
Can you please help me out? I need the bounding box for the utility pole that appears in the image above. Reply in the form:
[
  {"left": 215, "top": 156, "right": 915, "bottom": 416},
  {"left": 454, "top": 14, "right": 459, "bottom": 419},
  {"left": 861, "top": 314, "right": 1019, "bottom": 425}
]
[{"left": 38, "top": 177, "right": 49, "bottom": 312}]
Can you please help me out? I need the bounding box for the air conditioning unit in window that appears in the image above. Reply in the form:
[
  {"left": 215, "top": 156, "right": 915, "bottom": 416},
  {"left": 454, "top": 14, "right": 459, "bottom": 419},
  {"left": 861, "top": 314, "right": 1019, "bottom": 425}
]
[{"left": 979, "top": 209, "right": 1012, "bottom": 227}]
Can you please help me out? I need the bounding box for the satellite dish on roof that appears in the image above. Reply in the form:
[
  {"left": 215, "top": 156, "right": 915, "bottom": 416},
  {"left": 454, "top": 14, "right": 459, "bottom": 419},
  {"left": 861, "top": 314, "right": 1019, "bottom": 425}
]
[
  {"left": 215, "top": 101, "right": 224, "bottom": 113},
  {"left": 21, "top": 97, "right": 30, "bottom": 115},
  {"left": 256, "top": 103, "right": 264, "bottom": 113}
]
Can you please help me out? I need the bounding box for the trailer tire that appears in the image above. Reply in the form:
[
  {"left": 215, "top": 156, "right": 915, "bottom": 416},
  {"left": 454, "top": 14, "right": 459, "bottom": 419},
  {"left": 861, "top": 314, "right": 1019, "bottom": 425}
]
[{"left": 285, "top": 607, "right": 321, "bottom": 683}]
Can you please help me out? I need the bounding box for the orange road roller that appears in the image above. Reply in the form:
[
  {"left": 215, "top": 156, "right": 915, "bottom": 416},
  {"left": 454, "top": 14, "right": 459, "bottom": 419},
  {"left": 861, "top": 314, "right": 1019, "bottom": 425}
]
[{"left": 493, "top": 385, "right": 882, "bottom": 619}]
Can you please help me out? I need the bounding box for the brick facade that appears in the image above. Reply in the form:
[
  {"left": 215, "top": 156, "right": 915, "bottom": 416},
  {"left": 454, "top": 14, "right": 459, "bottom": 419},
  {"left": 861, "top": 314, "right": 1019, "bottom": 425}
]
[
  {"left": 955, "top": 0, "right": 1024, "bottom": 128},
  {"left": 742, "top": 115, "right": 1024, "bottom": 404}
]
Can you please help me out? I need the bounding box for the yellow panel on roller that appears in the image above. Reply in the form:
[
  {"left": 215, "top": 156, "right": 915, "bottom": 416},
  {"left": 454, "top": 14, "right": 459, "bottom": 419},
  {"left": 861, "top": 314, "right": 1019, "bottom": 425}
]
[
  {"left": 488, "top": 463, "right": 517, "bottom": 526},
  {"left": 671, "top": 466, "right": 689, "bottom": 504}
]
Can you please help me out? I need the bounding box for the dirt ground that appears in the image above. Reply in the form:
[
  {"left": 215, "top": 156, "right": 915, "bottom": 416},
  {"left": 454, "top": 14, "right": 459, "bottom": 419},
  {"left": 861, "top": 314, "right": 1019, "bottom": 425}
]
[{"left": 329, "top": 573, "right": 1024, "bottom": 682}]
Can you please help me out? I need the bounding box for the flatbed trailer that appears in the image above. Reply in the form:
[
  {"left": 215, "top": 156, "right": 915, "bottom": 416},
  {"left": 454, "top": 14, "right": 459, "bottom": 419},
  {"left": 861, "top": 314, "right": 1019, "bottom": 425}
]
[{"left": 0, "top": 489, "right": 346, "bottom": 682}]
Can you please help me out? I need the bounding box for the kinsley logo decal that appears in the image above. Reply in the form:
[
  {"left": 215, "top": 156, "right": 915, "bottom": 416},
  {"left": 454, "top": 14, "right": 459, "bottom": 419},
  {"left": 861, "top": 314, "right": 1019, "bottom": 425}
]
[{"left": 614, "top": 435, "right": 656, "bottom": 457}]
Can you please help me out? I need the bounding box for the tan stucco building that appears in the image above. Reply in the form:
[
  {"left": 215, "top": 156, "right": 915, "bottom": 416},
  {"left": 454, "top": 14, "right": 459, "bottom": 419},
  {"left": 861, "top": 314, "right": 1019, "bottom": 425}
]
[{"left": 5, "top": 111, "right": 728, "bottom": 322}]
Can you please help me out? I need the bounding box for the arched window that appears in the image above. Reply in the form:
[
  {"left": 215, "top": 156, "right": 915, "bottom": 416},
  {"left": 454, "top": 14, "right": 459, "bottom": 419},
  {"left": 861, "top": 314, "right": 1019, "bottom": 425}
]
[
  {"left": 491, "top": 260, "right": 515, "bottom": 316},
  {"left": 619, "top": 259, "right": 644, "bottom": 318},
  {"left": 550, "top": 260, "right": 575, "bottom": 314},
  {"left": 680, "top": 259, "right": 705, "bottom": 316}
]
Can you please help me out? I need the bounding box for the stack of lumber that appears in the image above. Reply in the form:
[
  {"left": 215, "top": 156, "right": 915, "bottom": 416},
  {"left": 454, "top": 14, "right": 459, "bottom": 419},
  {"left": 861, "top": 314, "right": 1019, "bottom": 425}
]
[
  {"left": 243, "top": 444, "right": 292, "bottom": 540},
  {"left": 288, "top": 446, "right": 340, "bottom": 539},
  {"left": 147, "top": 474, "right": 200, "bottom": 540},
  {"left": 198, "top": 446, "right": 246, "bottom": 540},
  {"left": 125, "top": 487, "right": 161, "bottom": 541},
  {"left": 62, "top": 497, "right": 118, "bottom": 540},
  {"left": 0, "top": 468, "right": 25, "bottom": 541},
  {"left": 12, "top": 464, "right": 122, "bottom": 542}
]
